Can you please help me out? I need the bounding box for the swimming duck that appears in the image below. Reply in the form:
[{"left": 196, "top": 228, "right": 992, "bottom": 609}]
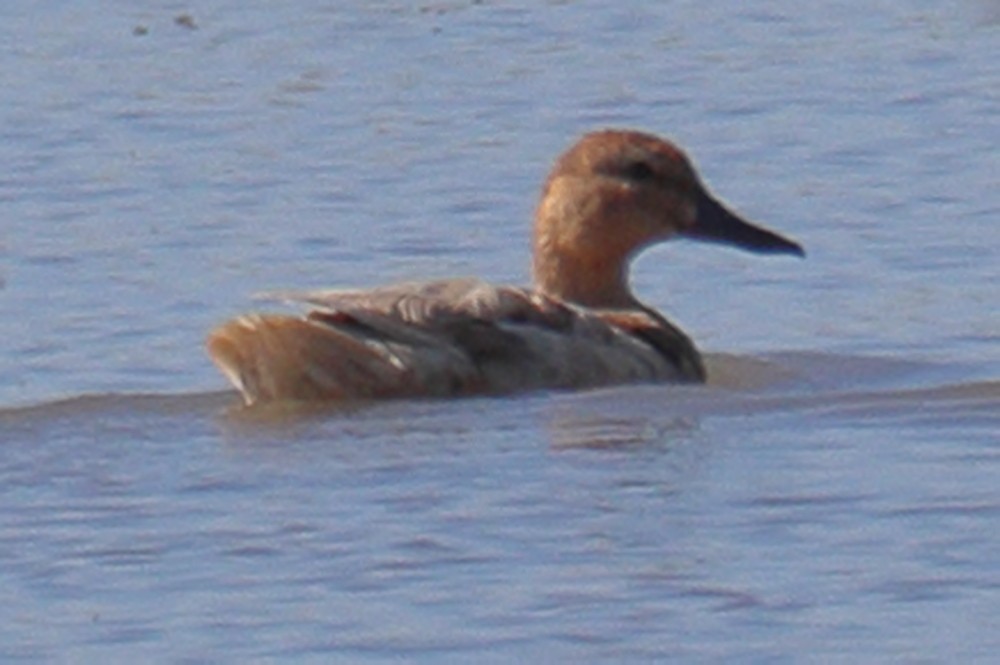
[{"left": 207, "top": 129, "right": 803, "bottom": 405}]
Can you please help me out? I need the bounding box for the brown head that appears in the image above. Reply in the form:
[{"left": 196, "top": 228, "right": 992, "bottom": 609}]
[{"left": 532, "top": 129, "right": 803, "bottom": 308}]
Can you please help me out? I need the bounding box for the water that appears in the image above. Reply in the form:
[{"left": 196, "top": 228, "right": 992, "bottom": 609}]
[{"left": 1, "top": 1, "right": 998, "bottom": 661}]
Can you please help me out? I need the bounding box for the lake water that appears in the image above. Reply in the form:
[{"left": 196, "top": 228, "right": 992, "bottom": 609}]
[{"left": 1, "top": 1, "right": 998, "bottom": 661}]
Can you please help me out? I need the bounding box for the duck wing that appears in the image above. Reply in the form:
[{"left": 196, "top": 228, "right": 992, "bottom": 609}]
[{"left": 258, "top": 278, "right": 537, "bottom": 325}]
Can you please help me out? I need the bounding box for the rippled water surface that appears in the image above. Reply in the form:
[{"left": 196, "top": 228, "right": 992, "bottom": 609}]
[{"left": 1, "top": 1, "right": 998, "bottom": 661}]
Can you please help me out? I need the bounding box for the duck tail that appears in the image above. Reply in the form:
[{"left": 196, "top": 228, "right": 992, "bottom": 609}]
[{"left": 206, "top": 314, "right": 410, "bottom": 405}]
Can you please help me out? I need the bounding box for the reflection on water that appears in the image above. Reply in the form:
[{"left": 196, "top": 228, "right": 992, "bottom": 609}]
[{"left": 544, "top": 409, "right": 701, "bottom": 450}]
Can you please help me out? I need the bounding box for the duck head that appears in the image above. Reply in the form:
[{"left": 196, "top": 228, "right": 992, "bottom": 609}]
[{"left": 532, "top": 129, "right": 803, "bottom": 308}]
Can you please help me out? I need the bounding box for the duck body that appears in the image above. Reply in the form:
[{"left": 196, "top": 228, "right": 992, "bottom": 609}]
[
  {"left": 208, "top": 277, "right": 703, "bottom": 403},
  {"left": 208, "top": 129, "right": 803, "bottom": 405}
]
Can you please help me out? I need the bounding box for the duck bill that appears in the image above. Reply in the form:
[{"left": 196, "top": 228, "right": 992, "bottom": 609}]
[{"left": 684, "top": 189, "right": 805, "bottom": 256}]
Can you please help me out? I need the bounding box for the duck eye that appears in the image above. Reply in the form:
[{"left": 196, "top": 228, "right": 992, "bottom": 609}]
[{"left": 622, "top": 160, "right": 655, "bottom": 182}]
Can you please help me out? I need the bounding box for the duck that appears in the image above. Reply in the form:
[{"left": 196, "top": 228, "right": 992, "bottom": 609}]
[{"left": 207, "top": 129, "right": 803, "bottom": 405}]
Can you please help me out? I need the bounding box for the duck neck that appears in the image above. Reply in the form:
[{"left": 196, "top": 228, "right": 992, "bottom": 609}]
[{"left": 532, "top": 241, "right": 637, "bottom": 309}]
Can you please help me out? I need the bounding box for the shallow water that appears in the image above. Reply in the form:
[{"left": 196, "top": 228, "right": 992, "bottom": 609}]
[{"left": 2, "top": 1, "right": 998, "bottom": 661}]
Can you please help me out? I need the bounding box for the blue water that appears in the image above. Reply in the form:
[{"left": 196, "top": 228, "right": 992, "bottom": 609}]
[{"left": 1, "top": 1, "right": 998, "bottom": 661}]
